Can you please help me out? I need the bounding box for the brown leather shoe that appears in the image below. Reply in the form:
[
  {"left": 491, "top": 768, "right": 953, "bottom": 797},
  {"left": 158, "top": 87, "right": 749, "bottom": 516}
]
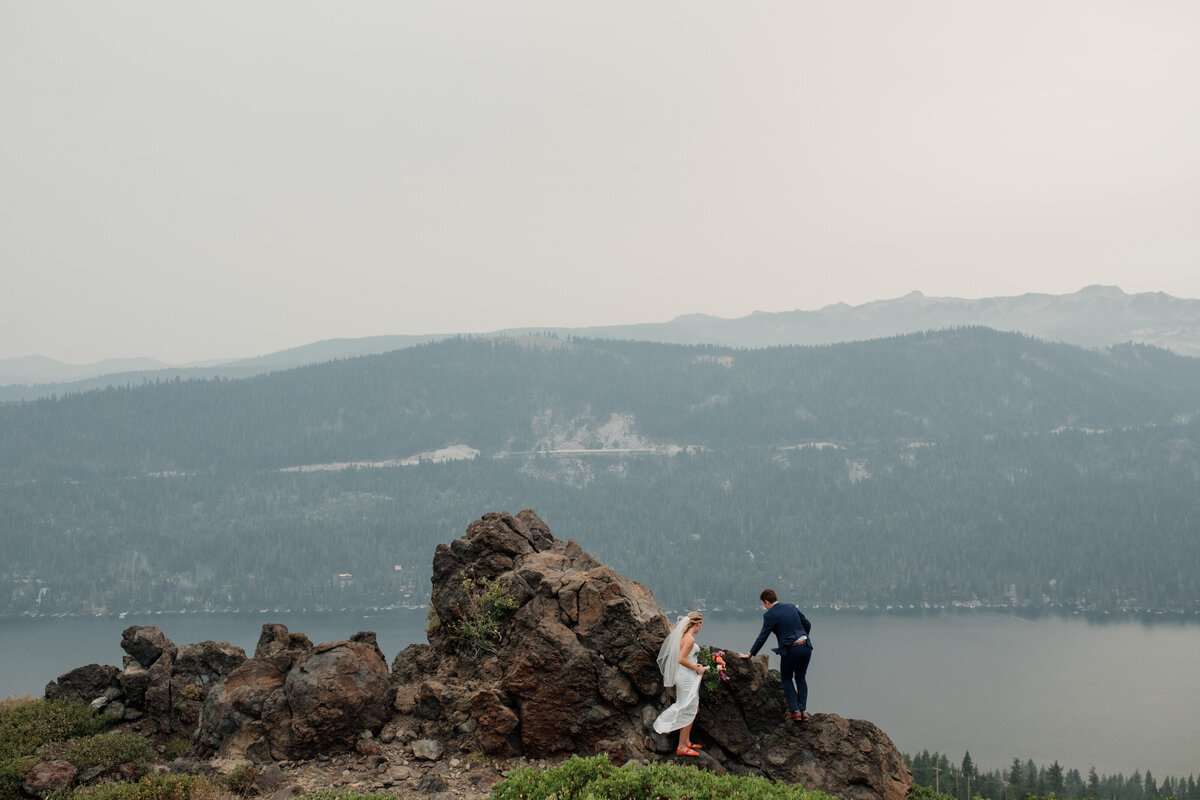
[{"left": 788, "top": 711, "right": 804, "bottom": 721}]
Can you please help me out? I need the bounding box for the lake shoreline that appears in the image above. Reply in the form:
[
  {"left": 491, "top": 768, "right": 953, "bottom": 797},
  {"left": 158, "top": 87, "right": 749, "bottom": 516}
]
[{"left": 8, "top": 605, "right": 1200, "bottom": 623}]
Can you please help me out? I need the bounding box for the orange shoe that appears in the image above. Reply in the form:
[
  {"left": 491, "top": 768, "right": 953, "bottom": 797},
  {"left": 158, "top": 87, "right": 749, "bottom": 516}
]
[{"left": 675, "top": 746, "right": 699, "bottom": 757}]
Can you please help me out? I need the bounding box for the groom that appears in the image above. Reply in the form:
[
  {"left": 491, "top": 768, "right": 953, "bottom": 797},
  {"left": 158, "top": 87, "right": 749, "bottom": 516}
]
[{"left": 738, "top": 588, "right": 813, "bottom": 721}]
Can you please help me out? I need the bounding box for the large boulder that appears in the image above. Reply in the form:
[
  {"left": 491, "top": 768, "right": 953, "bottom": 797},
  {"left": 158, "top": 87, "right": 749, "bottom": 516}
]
[
  {"left": 23, "top": 760, "right": 78, "bottom": 795},
  {"left": 44, "top": 664, "right": 120, "bottom": 706},
  {"left": 194, "top": 624, "right": 390, "bottom": 761},
  {"left": 758, "top": 714, "right": 913, "bottom": 800},
  {"left": 121, "top": 626, "right": 177, "bottom": 669}
]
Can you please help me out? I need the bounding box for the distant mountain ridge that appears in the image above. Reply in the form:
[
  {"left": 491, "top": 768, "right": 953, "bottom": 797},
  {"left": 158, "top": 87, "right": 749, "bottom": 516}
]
[
  {"left": 4, "top": 285, "right": 1198, "bottom": 400},
  {"left": 506, "top": 285, "right": 1200, "bottom": 355},
  {"left": 0, "top": 355, "right": 171, "bottom": 386}
]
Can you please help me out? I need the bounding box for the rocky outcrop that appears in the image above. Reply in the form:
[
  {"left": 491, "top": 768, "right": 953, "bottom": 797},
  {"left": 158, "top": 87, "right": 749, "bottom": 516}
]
[
  {"left": 44, "top": 509, "right": 911, "bottom": 800},
  {"left": 193, "top": 624, "right": 391, "bottom": 761},
  {"left": 43, "top": 626, "right": 246, "bottom": 738},
  {"left": 382, "top": 510, "right": 912, "bottom": 800},
  {"left": 385, "top": 510, "right": 669, "bottom": 763},
  {"left": 44, "top": 664, "right": 120, "bottom": 707}
]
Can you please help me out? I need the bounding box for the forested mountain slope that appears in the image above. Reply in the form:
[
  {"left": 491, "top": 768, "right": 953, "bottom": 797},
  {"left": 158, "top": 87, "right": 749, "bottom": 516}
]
[{"left": 2, "top": 328, "right": 1199, "bottom": 615}]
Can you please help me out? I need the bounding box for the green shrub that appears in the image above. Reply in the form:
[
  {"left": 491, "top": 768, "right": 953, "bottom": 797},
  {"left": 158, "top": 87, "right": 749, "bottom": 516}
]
[
  {"left": 38, "top": 732, "right": 155, "bottom": 775},
  {"left": 908, "top": 786, "right": 957, "bottom": 800},
  {"left": 222, "top": 764, "right": 259, "bottom": 796},
  {"left": 0, "top": 698, "right": 110, "bottom": 761},
  {"left": 162, "top": 739, "right": 192, "bottom": 761},
  {"left": 450, "top": 575, "right": 519, "bottom": 659},
  {"left": 492, "top": 753, "right": 834, "bottom": 800},
  {"left": 45, "top": 773, "right": 231, "bottom": 800}
]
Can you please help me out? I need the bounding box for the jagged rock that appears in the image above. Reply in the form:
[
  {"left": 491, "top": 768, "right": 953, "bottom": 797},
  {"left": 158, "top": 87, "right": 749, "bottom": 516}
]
[
  {"left": 169, "top": 640, "right": 248, "bottom": 735},
  {"left": 194, "top": 625, "right": 391, "bottom": 762},
  {"left": 23, "top": 760, "right": 78, "bottom": 794},
  {"left": 356, "top": 737, "right": 383, "bottom": 757},
  {"left": 401, "top": 510, "right": 668, "bottom": 760},
  {"left": 469, "top": 690, "right": 520, "bottom": 755},
  {"left": 254, "top": 763, "right": 287, "bottom": 793},
  {"left": 757, "top": 714, "right": 912, "bottom": 800},
  {"left": 174, "top": 640, "right": 248, "bottom": 683},
  {"left": 118, "top": 662, "right": 151, "bottom": 708},
  {"left": 44, "top": 662, "right": 119, "bottom": 705},
  {"left": 142, "top": 660, "right": 174, "bottom": 731},
  {"left": 45, "top": 663, "right": 120, "bottom": 705},
  {"left": 122, "top": 626, "right": 178, "bottom": 669},
  {"left": 256, "top": 623, "right": 313, "bottom": 658},
  {"left": 411, "top": 739, "right": 444, "bottom": 761},
  {"left": 78, "top": 765, "right": 105, "bottom": 783},
  {"left": 416, "top": 772, "right": 449, "bottom": 793}
]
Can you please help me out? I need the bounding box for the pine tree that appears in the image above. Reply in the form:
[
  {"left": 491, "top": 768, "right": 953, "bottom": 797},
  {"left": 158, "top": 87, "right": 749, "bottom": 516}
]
[
  {"left": 1009, "top": 758, "right": 1026, "bottom": 800},
  {"left": 1046, "top": 762, "right": 1066, "bottom": 797}
]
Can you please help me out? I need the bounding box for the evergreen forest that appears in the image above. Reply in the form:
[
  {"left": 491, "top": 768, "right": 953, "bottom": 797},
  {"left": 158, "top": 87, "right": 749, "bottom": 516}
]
[
  {"left": 908, "top": 750, "right": 1200, "bottom": 800},
  {"left": 3, "top": 328, "right": 1200, "bottom": 616}
]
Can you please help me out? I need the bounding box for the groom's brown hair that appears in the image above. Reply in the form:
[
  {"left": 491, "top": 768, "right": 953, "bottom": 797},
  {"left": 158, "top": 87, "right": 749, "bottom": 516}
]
[{"left": 760, "top": 589, "right": 777, "bottom": 604}]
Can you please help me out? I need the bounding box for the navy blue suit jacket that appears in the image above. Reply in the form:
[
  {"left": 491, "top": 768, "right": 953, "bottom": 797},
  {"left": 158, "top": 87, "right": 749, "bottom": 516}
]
[{"left": 749, "top": 602, "right": 812, "bottom": 656}]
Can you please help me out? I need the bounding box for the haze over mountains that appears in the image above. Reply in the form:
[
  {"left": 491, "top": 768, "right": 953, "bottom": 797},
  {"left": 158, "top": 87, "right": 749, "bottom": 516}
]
[{"left": 4, "top": 285, "right": 1199, "bottom": 401}]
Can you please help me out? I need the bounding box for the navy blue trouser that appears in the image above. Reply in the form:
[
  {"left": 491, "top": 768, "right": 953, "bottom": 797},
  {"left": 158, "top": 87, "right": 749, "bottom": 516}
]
[{"left": 780, "top": 642, "right": 813, "bottom": 713}]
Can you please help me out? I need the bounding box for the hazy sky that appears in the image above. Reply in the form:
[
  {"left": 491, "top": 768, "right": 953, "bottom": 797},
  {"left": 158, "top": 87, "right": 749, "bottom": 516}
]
[{"left": 4, "top": 2, "right": 1200, "bottom": 364}]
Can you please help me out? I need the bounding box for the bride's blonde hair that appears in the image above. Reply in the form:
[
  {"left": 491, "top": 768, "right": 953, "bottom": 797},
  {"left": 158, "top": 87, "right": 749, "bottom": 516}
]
[{"left": 684, "top": 611, "right": 704, "bottom": 633}]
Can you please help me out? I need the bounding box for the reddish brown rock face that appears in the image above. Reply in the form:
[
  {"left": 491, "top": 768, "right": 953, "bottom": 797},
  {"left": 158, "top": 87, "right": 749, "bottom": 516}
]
[
  {"left": 284, "top": 640, "right": 392, "bottom": 757},
  {"left": 195, "top": 631, "right": 391, "bottom": 761}
]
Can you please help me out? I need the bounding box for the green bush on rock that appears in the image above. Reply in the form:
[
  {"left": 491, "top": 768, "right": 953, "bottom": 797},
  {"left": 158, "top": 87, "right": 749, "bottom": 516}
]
[{"left": 451, "top": 574, "right": 519, "bottom": 659}]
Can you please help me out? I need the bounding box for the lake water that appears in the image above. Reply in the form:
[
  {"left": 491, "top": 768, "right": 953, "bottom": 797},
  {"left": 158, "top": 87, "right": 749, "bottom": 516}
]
[{"left": 3, "top": 609, "right": 1197, "bottom": 779}]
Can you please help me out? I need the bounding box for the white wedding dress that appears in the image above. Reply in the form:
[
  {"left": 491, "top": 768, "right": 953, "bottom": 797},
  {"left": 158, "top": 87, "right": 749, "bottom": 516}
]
[{"left": 653, "top": 642, "right": 701, "bottom": 733}]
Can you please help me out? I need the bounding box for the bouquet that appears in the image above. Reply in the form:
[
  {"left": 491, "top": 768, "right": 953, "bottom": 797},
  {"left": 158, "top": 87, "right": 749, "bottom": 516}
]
[{"left": 697, "top": 646, "right": 731, "bottom": 693}]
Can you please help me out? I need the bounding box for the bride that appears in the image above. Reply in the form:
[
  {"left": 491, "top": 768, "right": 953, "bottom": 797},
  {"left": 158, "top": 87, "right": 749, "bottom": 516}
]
[{"left": 652, "top": 611, "right": 709, "bottom": 756}]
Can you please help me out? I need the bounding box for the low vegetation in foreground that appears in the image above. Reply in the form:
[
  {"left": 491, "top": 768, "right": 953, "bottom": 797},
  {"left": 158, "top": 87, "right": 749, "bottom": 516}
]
[{"left": 491, "top": 754, "right": 835, "bottom": 800}]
